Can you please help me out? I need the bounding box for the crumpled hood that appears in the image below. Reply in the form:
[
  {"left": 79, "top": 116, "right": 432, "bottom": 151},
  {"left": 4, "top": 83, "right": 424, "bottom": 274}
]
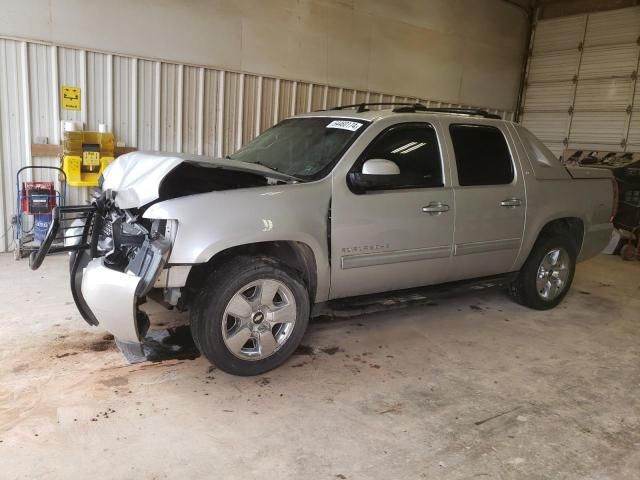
[
  {"left": 102, "top": 152, "right": 287, "bottom": 209},
  {"left": 102, "top": 152, "right": 183, "bottom": 209}
]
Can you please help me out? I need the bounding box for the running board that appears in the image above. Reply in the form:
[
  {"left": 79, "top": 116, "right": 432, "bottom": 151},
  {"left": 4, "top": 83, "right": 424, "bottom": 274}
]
[{"left": 312, "top": 274, "right": 516, "bottom": 319}]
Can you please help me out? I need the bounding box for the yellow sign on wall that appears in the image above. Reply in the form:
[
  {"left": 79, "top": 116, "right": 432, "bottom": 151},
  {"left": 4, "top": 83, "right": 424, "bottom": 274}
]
[{"left": 61, "top": 86, "right": 81, "bottom": 110}]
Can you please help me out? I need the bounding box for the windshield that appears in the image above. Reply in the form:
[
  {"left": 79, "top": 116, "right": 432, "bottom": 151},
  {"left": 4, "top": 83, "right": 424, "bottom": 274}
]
[{"left": 228, "top": 117, "right": 368, "bottom": 180}]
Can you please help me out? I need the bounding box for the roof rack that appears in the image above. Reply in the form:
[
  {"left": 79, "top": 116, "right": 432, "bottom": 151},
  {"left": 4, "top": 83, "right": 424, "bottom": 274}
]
[
  {"left": 332, "top": 102, "right": 416, "bottom": 112},
  {"left": 329, "top": 102, "right": 502, "bottom": 119},
  {"left": 399, "top": 106, "right": 502, "bottom": 119}
]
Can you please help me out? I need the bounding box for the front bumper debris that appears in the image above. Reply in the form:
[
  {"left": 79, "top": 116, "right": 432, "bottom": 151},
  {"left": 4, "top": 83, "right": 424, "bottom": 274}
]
[
  {"left": 29, "top": 197, "right": 196, "bottom": 362},
  {"left": 81, "top": 236, "right": 170, "bottom": 344},
  {"left": 81, "top": 257, "right": 144, "bottom": 343},
  {"left": 79, "top": 252, "right": 198, "bottom": 363}
]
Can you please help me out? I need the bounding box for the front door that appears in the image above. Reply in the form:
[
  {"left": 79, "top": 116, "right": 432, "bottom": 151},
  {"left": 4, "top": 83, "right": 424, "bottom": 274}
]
[
  {"left": 330, "top": 121, "right": 455, "bottom": 299},
  {"left": 443, "top": 121, "right": 526, "bottom": 280}
]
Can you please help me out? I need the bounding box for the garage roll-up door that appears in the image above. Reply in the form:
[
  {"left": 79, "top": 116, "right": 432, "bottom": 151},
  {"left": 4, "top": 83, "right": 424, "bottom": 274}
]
[{"left": 521, "top": 7, "right": 640, "bottom": 157}]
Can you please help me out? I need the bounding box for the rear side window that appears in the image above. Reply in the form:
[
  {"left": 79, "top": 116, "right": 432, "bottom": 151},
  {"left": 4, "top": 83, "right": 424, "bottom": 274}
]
[{"left": 449, "top": 124, "right": 514, "bottom": 186}]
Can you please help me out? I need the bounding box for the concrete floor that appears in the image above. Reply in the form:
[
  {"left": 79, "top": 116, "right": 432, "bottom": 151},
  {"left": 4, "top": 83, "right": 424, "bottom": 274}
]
[{"left": 0, "top": 253, "right": 639, "bottom": 480}]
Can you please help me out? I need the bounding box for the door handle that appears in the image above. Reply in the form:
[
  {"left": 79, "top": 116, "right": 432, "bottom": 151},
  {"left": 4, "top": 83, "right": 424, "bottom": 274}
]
[
  {"left": 422, "top": 202, "right": 450, "bottom": 214},
  {"left": 500, "top": 198, "right": 522, "bottom": 208}
]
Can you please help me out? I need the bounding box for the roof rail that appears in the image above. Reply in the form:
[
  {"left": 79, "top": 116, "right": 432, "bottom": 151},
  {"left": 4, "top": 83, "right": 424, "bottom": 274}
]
[
  {"left": 331, "top": 102, "right": 416, "bottom": 113},
  {"left": 328, "top": 102, "right": 502, "bottom": 119},
  {"left": 396, "top": 106, "right": 502, "bottom": 119}
]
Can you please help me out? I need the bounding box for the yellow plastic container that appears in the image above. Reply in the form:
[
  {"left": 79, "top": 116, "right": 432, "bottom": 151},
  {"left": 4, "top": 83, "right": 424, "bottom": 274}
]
[{"left": 62, "top": 130, "right": 115, "bottom": 187}]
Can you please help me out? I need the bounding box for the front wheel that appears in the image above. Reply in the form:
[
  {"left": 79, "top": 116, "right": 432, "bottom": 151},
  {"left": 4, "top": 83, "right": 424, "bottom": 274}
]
[
  {"left": 510, "top": 233, "right": 577, "bottom": 310},
  {"left": 191, "top": 256, "right": 310, "bottom": 376}
]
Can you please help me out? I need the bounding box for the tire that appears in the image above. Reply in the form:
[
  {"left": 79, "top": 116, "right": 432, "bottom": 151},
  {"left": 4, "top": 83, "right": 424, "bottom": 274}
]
[
  {"left": 190, "top": 255, "right": 310, "bottom": 376},
  {"left": 509, "top": 232, "right": 577, "bottom": 310}
]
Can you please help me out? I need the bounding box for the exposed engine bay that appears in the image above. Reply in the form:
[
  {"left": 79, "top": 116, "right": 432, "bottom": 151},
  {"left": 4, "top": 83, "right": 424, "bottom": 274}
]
[
  {"left": 92, "top": 189, "right": 171, "bottom": 276},
  {"left": 83, "top": 157, "right": 283, "bottom": 271},
  {"left": 96, "top": 152, "right": 292, "bottom": 210},
  {"left": 92, "top": 161, "right": 278, "bottom": 282},
  {"left": 157, "top": 162, "right": 269, "bottom": 201}
]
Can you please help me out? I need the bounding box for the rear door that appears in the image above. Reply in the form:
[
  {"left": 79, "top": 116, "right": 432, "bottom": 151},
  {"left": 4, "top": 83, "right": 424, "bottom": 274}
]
[{"left": 441, "top": 120, "right": 527, "bottom": 280}]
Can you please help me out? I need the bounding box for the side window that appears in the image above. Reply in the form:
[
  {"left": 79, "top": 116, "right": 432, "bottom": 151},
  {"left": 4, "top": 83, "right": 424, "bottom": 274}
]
[
  {"left": 355, "top": 123, "right": 443, "bottom": 190},
  {"left": 449, "top": 124, "right": 514, "bottom": 186}
]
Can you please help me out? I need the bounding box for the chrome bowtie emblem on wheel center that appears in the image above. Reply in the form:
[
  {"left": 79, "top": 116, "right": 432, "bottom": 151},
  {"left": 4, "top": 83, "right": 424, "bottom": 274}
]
[{"left": 252, "top": 311, "right": 265, "bottom": 324}]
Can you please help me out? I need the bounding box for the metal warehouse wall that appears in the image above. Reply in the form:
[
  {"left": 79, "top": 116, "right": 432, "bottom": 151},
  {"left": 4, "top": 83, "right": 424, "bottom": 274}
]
[
  {"left": 0, "top": 0, "right": 530, "bottom": 253},
  {"left": 0, "top": 37, "right": 516, "bottom": 253},
  {"left": 0, "top": 0, "right": 528, "bottom": 111},
  {"left": 520, "top": 5, "right": 640, "bottom": 157}
]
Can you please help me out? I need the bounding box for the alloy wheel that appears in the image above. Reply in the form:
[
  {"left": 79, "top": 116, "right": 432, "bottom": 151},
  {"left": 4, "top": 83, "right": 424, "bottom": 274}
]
[
  {"left": 221, "top": 278, "right": 297, "bottom": 361},
  {"left": 536, "top": 247, "right": 570, "bottom": 301}
]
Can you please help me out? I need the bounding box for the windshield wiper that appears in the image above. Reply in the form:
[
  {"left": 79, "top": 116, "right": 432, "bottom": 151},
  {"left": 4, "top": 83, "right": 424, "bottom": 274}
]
[
  {"left": 254, "top": 162, "right": 304, "bottom": 182},
  {"left": 225, "top": 157, "right": 303, "bottom": 183},
  {"left": 252, "top": 161, "right": 281, "bottom": 172}
]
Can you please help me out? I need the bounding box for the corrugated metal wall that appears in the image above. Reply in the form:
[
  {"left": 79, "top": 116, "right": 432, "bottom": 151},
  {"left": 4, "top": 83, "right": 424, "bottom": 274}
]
[
  {"left": 0, "top": 36, "right": 514, "bottom": 253},
  {"left": 520, "top": 6, "right": 640, "bottom": 157}
]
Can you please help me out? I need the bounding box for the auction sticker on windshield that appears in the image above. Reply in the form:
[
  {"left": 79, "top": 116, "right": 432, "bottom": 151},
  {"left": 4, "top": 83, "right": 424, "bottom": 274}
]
[{"left": 326, "top": 120, "right": 363, "bottom": 131}]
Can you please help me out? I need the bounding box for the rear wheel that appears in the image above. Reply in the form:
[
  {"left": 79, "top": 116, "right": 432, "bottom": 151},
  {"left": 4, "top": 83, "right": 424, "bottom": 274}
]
[
  {"left": 510, "top": 233, "right": 576, "bottom": 310},
  {"left": 191, "top": 256, "right": 310, "bottom": 376}
]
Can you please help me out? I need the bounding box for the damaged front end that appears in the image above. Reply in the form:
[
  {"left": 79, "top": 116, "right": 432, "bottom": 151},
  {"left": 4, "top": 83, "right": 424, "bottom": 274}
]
[
  {"left": 30, "top": 190, "right": 179, "bottom": 359},
  {"left": 28, "top": 151, "right": 299, "bottom": 362}
]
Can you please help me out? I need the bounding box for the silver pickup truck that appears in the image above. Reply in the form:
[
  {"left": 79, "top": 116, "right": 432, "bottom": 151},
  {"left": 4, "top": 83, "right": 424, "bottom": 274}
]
[{"left": 31, "top": 104, "right": 615, "bottom": 375}]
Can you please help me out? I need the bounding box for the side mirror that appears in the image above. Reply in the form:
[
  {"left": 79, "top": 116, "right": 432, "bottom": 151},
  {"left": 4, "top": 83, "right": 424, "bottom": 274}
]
[
  {"left": 348, "top": 159, "right": 402, "bottom": 193},
  {"left": 362, "top": 158, "right": 400, "bottom": 175}
]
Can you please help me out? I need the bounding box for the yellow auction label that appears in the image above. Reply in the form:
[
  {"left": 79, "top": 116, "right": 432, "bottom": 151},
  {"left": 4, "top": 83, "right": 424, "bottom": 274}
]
[
  {"left": 83, "top": 151, "right": 100, "bottom": 166},
  {"left": 61, "top": 86, "right": 81, "bottom": 110}
]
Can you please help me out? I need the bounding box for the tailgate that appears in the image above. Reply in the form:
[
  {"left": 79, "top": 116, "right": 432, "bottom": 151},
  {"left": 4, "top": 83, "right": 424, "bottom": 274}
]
[{"left": 565, "top": 166, "right": 613, "bottom": 179}]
